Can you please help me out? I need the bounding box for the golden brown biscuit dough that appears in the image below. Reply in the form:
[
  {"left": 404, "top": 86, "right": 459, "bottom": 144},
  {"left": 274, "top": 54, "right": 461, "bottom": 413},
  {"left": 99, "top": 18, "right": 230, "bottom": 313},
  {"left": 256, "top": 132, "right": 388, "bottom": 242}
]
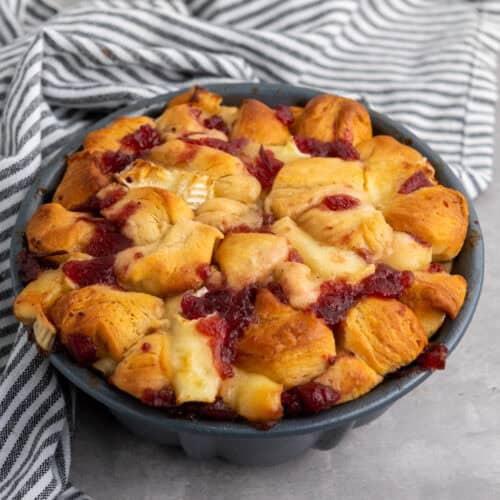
[
  {"left": 294, "top": 94, "right": 372, "bottom": 145},
  {"left": 114, "top": 220, "right": 223, "bottom": 296},
  {"left": 358, "top": 136, "right": 436, "bottom": 207},
  {"left": 383, "top": 186, "right": 469, "bottom": 261},
  {"left": 314, "top": 351, "right": 383, "bottom": 404},
  {"left": 83, "top": 116, "right": 155, "bottom": 152},
  {"left": 50, "top": 285, "right": 166, "bottom": 361},
  {"left": 110, "top": 333, "right": 172, "bottom": 400},
  {"left": 195, "top": 198, "right": 262, "bottom": 233},
  {"left": 219, "top": 367, "right": 283, "bottom": 422},
  {"left": 400, "top": 270, "right": 467, "bottom": 337},
  {"left": 167, "top": 86, "right": 222, "bottom": 114},
  {"left": 98, "top": 184, "right": 193, "bottom": 245},
  {"left": 265, "top": 157, "right": 365, "bottom": 218},
  {"left": 26, "top": 203, "right": 95, "bottom": 257},
  {"left": 53, "top": 151, "right": 111, "bottom": 210},
  {"left": 215, "top": 233, "right": 289, "bottom": 289},
  {"left": 274, "top": 262, "right": 322, "bottom": 309},
  {"left": 231, "top": 99, "right": 291, "bottom": 145},
  {"left": 337, "top": 297, "right": 428, "bottom": 375},
  {"left": 236, "top": 289, "right": 335, "bottom": 388}
]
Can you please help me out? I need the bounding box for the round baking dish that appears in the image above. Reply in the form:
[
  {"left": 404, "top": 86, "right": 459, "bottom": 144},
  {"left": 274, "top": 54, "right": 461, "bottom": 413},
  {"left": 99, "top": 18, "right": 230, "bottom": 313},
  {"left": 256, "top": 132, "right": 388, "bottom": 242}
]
[{"left": 10, "top": 83, "right": 484, "bottom": 465}]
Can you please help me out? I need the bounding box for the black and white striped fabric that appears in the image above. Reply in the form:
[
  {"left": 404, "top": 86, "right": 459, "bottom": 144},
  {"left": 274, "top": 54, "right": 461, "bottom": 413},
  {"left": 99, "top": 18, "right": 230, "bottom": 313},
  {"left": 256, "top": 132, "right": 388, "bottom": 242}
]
[{"left": 1, "top": 0, "right": 499, "bottom": 497}]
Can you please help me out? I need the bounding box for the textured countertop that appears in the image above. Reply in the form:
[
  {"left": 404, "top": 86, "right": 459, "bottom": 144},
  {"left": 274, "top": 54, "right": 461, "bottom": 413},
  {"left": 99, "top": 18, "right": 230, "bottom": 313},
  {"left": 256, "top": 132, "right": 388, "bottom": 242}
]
[{"left": 70, "top": 88, "right": 500, "bottom": 500}]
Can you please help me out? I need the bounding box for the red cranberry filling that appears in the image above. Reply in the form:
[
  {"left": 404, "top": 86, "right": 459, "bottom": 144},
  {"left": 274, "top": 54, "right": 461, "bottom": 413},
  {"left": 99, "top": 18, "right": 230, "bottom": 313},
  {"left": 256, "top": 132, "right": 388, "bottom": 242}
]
[
  {"left": 246, "top": 146, "right": 284, "bottom": 189},
  {"left": 62, "top": 255, "right": 117, "bottom": 287},
  {"left": 141, "top": 342, "right": 152, "bottom": 352},
  {"left": 311, "top": 264, "right": 414, "bottom": 328},
  {"left": 141, "top": 386, "right": 176, "bottom": 408},
  {"left": 98, "top": 151, "right": 133, "bottom": 175},
  {"left": 67, "top": 334, "right": 97, "bottom": 365},
  {"left": 83, "top": 219, "right": 133, "bottom": 256},
  {"left": 398, "top": 171, "right": 433, "bottom": 194},
  {"left": 322, "top": 194, "right": 360, "bottom": 211},
  {"left": 203, "top": 115, "right": 229, "bottom": 135},
  {"left": 121, "top": 124, "right": 161, "bottom": 155},
  {"left": 196, "top": 263, "right": 212, "bottom": 281},
  {"left": 275, "top": 105, "right": 294, "bottom": 127},
  {"left": 288, "top": 248, "right": 304, "bottom": 263},
  {"left": 98, "top": 186, "right": 127, "bottom": 210},
  {"left": 267, "top": 282, "right": 289, "bottom": 304},
  {"left": 428, "top": 263, "right": 445, "bottom": 273},
  {"left": 105, "top": 201, "right": 140, "bottom": 228},
  {"left": 294, "top": 135, "right": 360, "bottom": 160},
  {"left": 416, "top": 343, "right": 448, "bottom": 370},
  {"left": 282, "top": 382, "right": 340, "bottom": 416},
  {"left": 182, "top": 136, "right": 247, "bottom": 159}
]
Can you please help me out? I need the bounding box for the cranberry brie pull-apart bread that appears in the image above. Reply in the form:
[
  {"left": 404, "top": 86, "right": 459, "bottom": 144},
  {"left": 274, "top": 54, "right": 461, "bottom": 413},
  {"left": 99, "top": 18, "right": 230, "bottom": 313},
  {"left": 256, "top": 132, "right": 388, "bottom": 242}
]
[{"left": 15, "top": 86, "right": 469, "bottom": 427}]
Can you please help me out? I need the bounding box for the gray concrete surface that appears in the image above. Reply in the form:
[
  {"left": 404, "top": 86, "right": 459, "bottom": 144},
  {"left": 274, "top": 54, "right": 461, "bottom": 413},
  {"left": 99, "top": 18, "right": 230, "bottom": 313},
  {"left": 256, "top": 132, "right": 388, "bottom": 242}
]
[{"left": 69, "top": 91, "right": 500, "bottom": 500}]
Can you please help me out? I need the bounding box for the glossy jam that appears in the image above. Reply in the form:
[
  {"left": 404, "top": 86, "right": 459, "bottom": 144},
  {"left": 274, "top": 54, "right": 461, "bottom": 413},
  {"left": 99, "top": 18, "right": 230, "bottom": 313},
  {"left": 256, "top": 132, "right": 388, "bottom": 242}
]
[
  {"left": 62, "top": 256, "right": 116, "bottom": 287},
  {"left": 66, "top": 334, "right": 97, "bottom": 365},
  {"left": 141, "top": 342, "right": 151, "bottom": 352},
  {"left": 182, "top": 137, "right": 247, "bottom": 158},
  {"left": 282, "top": 382, "right": 340, "bottom": 416},
  {"left": 83, "top": 219, "right": 133, "bottom": 256},
  {"left": 322, "top": 194, "right": 360, "bottom": 211},
  {"left": 246, "top": 147, "right": 284, "bottom": 189},
  {"left": 288, "top": 248, "right": 304, "bottom": 263},
  {"left": 428, "top": 263, "right": 445, "bottom": 273},
  {"left": 106, "top": 201, "right": 140, "bottom": 228},
  {"left": 294, "top": 135, "right": 360, "bottom": 160},
  {"left": 267, "top": 282, "right": 289, "bottom": 304},
  {"left": 203, "top": 115, "right": 229, "bottom": 135},
  {"left": 312, "top": 264, "right": 414, "bottom": 328},
  {"left": 417, "top": 343, "right": 448, "bottom": 370},
  {"left": 141, "top": 386, "right": 176, "bottom": 408},
  {"left": 99, "top": 151, "right": 133, "bottom": 175},
  {"left": 398, "top": 171, "right": 433, "bottom": 194},
  {"left": 121, "top": 124, "right": 162, "bottom": 155},
  {"left": 98, "top": 186, "right": 127, "bottom": 210},
  {"left": 275, "top": 105, "right": 294, "bottom": 126}
]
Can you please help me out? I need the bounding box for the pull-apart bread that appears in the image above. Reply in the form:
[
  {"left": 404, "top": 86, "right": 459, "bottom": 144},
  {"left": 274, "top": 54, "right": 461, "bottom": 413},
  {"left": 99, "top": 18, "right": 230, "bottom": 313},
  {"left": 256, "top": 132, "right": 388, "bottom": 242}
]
[{"left": 15, "top": 86, "right": 469, "bottom": 426}]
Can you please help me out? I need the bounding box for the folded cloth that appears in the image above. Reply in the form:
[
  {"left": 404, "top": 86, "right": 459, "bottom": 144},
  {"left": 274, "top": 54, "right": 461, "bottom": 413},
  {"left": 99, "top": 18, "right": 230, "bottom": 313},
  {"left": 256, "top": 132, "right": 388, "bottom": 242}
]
[{"left": 0, "top": 0, "right": 499, "bottom": 498}]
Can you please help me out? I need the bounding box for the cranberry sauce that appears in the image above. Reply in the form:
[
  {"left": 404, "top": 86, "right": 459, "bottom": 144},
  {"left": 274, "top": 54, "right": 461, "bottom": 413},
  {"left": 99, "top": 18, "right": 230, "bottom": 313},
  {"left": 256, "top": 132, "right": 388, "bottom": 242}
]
[
  {"left": 322, "top": 194, "right": 361, "bottom": 211},
  {"left": 294, "top": 135, "right": 360, "bottom": 160},
  {"left": 99, "top": 151, "right": 134, "bottom": 175},
  {"left": 203, "top": 115, "right": 229, "bottom": 136},
  {"left": 311, "top": 264, "right": 414, "bottom": 328},
  {"left": 275, "top": 105, "right": 294, "bottom": 126},
  {"left": 121, "top": 124, "right": 161, "bottom": 155},
  {"left": 428, "top": 263, "right": 445, "bottom": 273},
  {"left": 266, "top": 282, "right": 289, "bottom": 304},
  {"left": 416, "top": 343, "right": 448, "bottom": 370},
  {"left": 246, "top": 146, "right": 284, "bottom": 189},
  {"left": 398, "top": 171, "right": 433, "bottom": 194},
  {"left": 141, "top": 386, "right": 176, "bottom": 408},
  {"left": 18, "top": 249, "right": 58, "bottom": 282},
  {"left": 182, "top": 136, "right": 247, "bottom": 159},
  {"left": 98, "top": 186, "right": 127, "bottom": 210},
  {"left": 62, "top": 255, "right": 117, "bottom": 287},
  {"left": 105, "top": 201, "right": 140, "bottom": 228},
  {"left": 282, "top": 382, "right": 340, "bottom": 416},
  {"left": 181, "top": 286, "right": 258, "bottom": 371},
  {"left": 83, "top": 219, "right": 133, "bottom": 257},
  {"left": 66, "top": 334, "right": 97, "bottom": 365},
  {"left": 288, "top": 248, "right": 304, "bottom": 263}
]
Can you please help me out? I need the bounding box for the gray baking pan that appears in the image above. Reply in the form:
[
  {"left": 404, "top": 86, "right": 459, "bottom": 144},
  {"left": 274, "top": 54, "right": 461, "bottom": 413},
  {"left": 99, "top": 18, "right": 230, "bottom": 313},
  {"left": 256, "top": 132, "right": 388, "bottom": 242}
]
[{"left": 9, "top": 83, "right": 484, "bottom": 465}]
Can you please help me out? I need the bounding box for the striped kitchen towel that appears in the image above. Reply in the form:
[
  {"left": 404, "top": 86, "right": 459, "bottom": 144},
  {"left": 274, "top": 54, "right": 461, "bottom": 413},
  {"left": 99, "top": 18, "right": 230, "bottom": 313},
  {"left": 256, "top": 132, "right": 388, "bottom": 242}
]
[{"left": 1, "top": 0, "right": 499, "bottom": 498}]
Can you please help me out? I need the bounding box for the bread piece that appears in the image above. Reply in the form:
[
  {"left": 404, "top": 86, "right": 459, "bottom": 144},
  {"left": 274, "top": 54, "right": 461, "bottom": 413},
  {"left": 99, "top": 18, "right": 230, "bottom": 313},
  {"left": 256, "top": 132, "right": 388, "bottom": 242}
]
[
  {"left": 98, "top": 184, "right": 193, "bottom": 245},
  {"left": 358, "top": 135, "right": 436, "bottom": 208},
  {"left": 115, "top": 159, "right": 214, "bottom": 209},
  {"left": 14, "top": 267, "right": 78, "bottom": 350},
  {"left": 83, "top": 116, "right": 155, "bottom": 152},
  {"left": 146, "top": 140, "right": 261, "bottom": 203},
  {"left": 215, "top": 233, "right": 289, "bottom": 289},
  {"left": 219, "top": 367, "right": 283, "bottom": 422},
  {"left": 383, "top": 186, "right": 469, "bottom": 260},
  {"left": 381, "top": 231, "right": 432, "bottom": 271},
  {"left": 337, "top": 297, "right": 428, "bottom": 375},
  {"left": 53, "top": 151, "right": 111, "bottom": 209},
  {"left": 195, "top": 198, "right": 262, "bottom": 233},
  {"left": 314, "top": 351, "right": 382, "bottom": 404},
  {"left": 266, "top": 138, "right": 310, "bottom": 164},
  {"left": 231, "top": 99, "right": 291, "bottom": 145},
  {"left": 265, "top": 157, "right": 364, "bottom": 218},
  {"left": 110, "top": 333, "right": 172, "bottom": 399},
  {"left": 167, "top": 313, "right": 221, "bottom": 404},
  {"left": 50, "top": 285, "right": 166, "bottom": 362},
  {"left": 168, "top": 86, "right": 222, "bottom": 114},
  {"left": 274, "top": 262, "right": 322, "bottom": 309},
  {"left": 155, "top": 104, "right": 226, "bottom": 141},
  {"left": 114, "top": 220, "right": 223, "bottom": 296},
  {"left": 235, "top": 289, "right": 335, "bottom": 388},
  {"left": 400, "top": 270, "right": 467, "bottom": 337},
  {"left": 26, "top": 203, "right": 95, "bottom": 258},
  {"left": 297, "top": 203, "right": 393, "bottom": 260},
  {"left": 272, "top": 217, "right": 374, "bottom": 282},
  {"left": 294, "top": 94, "right": 372, "bottom": 145}
]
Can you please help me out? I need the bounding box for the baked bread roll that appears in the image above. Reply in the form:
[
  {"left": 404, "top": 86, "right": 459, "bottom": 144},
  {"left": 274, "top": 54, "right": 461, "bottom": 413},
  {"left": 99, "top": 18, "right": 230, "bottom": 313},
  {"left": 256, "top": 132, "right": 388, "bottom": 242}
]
[{"left": 168, "top": 86, "right": 222, "bottom": 114}]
